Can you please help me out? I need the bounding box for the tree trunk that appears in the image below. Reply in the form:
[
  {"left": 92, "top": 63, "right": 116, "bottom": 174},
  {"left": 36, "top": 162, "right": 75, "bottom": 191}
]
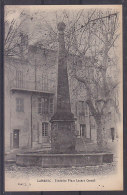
[
  {"left": 86, "top": 100, "right": 105, "bottom": 150},
  {"left": 96, "top": 120, "right": 103, "bottom": 147},
  {"left": 95, "top": 116, "right": 105, "bottom": 151}
]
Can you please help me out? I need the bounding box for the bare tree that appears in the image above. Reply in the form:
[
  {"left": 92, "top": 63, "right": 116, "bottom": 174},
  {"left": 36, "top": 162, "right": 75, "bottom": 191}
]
[
  {"left": 4, "top": 10, "right": 29, "bottom": 57},
  {"left": 69, "top": 10, "right": 120, "bottom": 147},
  {"left": 35, "top": 9, "right": 120, "bottom": 148}
]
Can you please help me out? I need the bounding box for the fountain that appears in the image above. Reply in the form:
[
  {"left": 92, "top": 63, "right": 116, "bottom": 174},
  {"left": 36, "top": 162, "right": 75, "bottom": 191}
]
[{"left": 16, "top": 22, "right": 113, "bottom": 167}]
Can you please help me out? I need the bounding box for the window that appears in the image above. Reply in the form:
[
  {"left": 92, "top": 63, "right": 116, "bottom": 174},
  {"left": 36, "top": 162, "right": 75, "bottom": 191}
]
[
  {"left": 80, "top": 124, "right": 86, "bottom": 137},
  {"left": 108, "top": 112, "right": 111, "bottom": 121},
  {"left": 38, "top": 97, "right": 54, "bottom": 115},
  {"left": 38, "top": 97, "right": 44, "bottom": 114},
  {"left": 79, "top": 101, "right": 85, "bottom": 115},
  {"left": 85, "top": 103, "right": 89, "bottom": 116},
  {"left": 45, "top": 98, "right": 48, "bottom": 113},
  {"left": 16, "top": 98, "right": 24, "bottom": 112},
  {"left": 78, "top": 101, "right": 89, "bottom": 116},
  {"left": 111, "top": 128, "right": 115, "bottom": 141},
  {"left": 49, "top": 98, "right": 54, "bottom": 114},
  {"left": 16, "top": 70, "right": 23, "bottom": 88},
  {"left": 42, "top": 75, "right": 48, "bottom": 91},
  {"left": 42, "top": 123, "right": 48, "bottom": 136}
]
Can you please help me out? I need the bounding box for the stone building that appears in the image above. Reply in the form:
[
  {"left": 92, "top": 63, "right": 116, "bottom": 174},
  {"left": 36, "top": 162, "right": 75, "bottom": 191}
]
[
  {"left": 4, "top": 35, "right": 118, "bottom": 154},
  {"left": 5, "top": 54, "right": 56, "bottom": 153}
]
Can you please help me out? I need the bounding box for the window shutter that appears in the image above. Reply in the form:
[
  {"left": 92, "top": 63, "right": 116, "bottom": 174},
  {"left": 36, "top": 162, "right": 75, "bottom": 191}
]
[
  {"left": 49, "top": 98, "right": 53, "bottom": 114},
  {"left": 38, "top": 122, "right": 42, "bottom": 143},
  {"left": 16, "top": 98, "right": 24, "bottom": 112}
]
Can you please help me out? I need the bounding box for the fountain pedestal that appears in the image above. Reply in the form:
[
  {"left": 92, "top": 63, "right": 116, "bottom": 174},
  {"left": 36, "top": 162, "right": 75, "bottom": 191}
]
[{"left": 51, "top": 119, "right": 76, "bottom": 153}]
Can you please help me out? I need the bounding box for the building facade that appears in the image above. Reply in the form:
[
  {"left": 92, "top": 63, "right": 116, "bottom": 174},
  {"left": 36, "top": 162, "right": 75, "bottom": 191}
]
[
  {"left": 5, "top": 54, "right": 56, "bottom": 152},
  {"left": 4, "top": 37, "right": 118, "bottom": 154}
]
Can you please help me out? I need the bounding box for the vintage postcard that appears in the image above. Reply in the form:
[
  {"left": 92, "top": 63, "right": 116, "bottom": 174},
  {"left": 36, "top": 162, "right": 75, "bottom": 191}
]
[{"left": 4, "top": 5, "right": 123, "bottom": 191}]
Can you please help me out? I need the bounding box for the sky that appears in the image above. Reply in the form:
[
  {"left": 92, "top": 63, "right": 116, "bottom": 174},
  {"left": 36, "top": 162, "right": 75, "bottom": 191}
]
[
  {"left": 4, "top": 5, "right": 122, "bottom": 63},
  {"left": 4, "top": 5, "right": 121, "bottom": 43}
]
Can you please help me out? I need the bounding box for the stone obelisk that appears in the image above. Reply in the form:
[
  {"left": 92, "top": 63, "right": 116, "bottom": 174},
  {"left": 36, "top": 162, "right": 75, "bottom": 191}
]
[{"left": 50, "top": 22, "right": 76, "bottom": 153}]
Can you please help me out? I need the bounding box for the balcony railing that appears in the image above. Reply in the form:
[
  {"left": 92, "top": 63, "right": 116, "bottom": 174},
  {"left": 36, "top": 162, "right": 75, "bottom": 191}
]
[{"left": 10, "top": 79, "right": 56, "bottom": 93}]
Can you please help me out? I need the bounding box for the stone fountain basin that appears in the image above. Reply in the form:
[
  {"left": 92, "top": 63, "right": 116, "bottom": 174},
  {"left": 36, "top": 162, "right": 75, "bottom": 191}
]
[{"left": 16, "top": 153, "right": 113, "bottom": 167}]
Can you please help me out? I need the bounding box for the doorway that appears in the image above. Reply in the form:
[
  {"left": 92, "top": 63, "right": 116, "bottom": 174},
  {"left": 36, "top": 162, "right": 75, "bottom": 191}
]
[
  {"left": 80, "top": 124, "right": 86, "bottom": 137},
  {"left": 111, "top": 128, "right": 115, "bottom": 142},
  {"left": 13, "top": 129, "right": 19, "bottom": 148},
  {"left": 42, "top": 122, "right": 49, "bottom": 143}
]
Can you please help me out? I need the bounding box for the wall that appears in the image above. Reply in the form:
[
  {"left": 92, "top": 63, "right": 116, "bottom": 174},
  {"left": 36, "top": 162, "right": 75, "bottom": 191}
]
[
  {"left": 4, "top": 57, "right": 31, "bottom": 152},
  {"left": 10, "top": 92, "right": 31, "bottom": 149},
  {"left": 31, "top": 94, "right": 54, "bottom": 148}
]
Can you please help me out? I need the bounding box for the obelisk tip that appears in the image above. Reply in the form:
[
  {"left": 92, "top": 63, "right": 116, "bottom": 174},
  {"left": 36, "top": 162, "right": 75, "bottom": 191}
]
[{"left": 57, "top": 22, "right": 66, "bottom": 31}]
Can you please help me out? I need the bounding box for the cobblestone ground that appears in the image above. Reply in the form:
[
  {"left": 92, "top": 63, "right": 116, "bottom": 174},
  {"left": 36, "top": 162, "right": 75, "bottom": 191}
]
[{"left": 5, "top": 161, "right": 117, "bottom": 179}]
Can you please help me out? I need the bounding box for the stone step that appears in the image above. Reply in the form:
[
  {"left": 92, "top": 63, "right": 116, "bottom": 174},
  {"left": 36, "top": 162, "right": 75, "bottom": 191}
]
[{"left": 42, "top": 143, "right": 51, "bottom": 148}]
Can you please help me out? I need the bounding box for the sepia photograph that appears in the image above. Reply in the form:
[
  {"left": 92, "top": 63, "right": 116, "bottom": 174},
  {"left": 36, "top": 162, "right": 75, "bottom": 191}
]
[{"left": 4, "top": 5, "right": 123, "bottom": 191}]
